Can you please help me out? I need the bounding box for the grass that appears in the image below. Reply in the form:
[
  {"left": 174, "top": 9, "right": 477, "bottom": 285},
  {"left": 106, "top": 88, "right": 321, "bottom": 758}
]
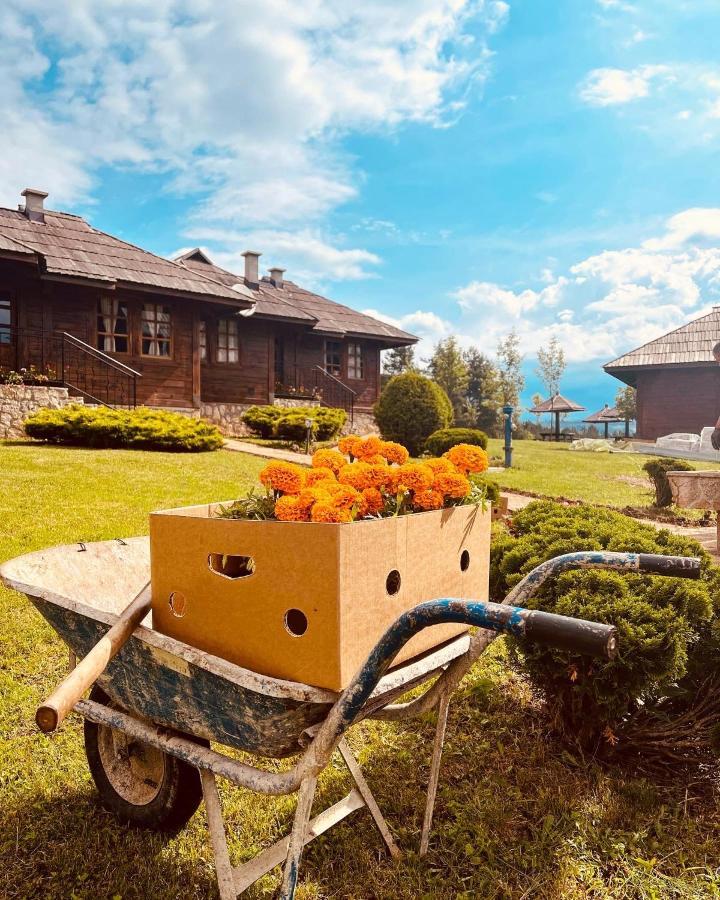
[
  {"left": 486, "top": 438, "right": 720, "bottom": 511},
  {"left": 1, "top": 442, "right": 720, "bottom": 898}
]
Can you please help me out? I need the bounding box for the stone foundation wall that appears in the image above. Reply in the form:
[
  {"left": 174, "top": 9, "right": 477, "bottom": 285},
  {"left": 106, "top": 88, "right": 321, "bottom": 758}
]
[
  {"left": 199, "top": 401, "right": 254, "bottom": 437},
  {"left": 0, "top": 385, "right": 77, "bottom": 439},
  {"left": 273, "top": 397, "right": 321, "bottom": 409},
  {"left": 343, "top": 410, "right": 379, "bottom": 436}
]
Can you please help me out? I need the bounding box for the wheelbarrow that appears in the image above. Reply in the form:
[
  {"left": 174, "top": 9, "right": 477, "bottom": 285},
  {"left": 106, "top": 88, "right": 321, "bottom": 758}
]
[{"left": 0, "top": 538, "right": 701, "bottom": 898}]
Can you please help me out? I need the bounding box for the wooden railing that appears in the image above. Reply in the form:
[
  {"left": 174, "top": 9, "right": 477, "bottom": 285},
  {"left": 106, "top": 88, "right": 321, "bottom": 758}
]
[{"left": 291, "top": 365, "right": 356, "bottom": 422}]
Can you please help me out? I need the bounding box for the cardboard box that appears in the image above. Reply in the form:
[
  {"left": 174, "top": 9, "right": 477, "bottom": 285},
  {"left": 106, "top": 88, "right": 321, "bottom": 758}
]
[{"left": 150, "top": 503, "right": 491, "bottom": 691}]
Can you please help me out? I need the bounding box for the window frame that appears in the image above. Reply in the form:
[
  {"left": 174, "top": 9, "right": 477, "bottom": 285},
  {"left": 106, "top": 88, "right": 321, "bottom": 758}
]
[
  {"left": 216, "top": 317, "right": 240, "bottom": 365},
  {"left": 198, "top": 319, "right": 208, "bottom": 363},
  {"left": 140, "top": 302, "right": 173, "bottom": 359},
  {"left": 0, "top": 292, "right": 12, "bottom": 346},
  {"left": 324, "top": 340, "right": 342, "bottom": 377},
  {"left": 96, "top": 297, "right": 130, "bottom": 355},
  {"left": 347, "top": 341, "right": 364, "bottom": 380}
]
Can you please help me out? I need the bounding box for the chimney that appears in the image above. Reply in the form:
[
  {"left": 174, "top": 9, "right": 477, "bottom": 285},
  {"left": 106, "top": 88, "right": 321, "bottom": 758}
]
[
  {"left": 241, "top": 250, "right": 261, "bottom": 285},
  {"left": 269, "top": 266, "right": 285, "bottom": 289},
  {"left": 21, "top": 188, "right": 48, "bottom": 223}
]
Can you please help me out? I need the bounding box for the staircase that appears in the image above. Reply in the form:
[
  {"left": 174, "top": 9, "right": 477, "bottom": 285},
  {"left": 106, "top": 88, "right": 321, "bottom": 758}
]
[{"left": 293, "top": 365, "right": 356, "bottom": 423}]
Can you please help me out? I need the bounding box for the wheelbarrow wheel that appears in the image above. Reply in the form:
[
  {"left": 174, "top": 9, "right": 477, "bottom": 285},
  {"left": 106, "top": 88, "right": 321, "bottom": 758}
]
[{"left": 84, "top": 685, "right": 203, "bottom": 832}]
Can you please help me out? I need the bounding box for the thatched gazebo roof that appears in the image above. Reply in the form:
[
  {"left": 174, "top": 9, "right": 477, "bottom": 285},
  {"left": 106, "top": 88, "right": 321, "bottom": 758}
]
[
  {"left": 583, "top": 404, "right": 622, "bottom": 424},
  {"left": 529, "top": 393, "right": 586, "bottom": 414}
]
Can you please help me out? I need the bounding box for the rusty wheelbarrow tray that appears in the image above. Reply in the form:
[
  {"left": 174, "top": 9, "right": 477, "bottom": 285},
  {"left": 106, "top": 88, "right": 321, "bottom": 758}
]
[{"left": 0, "top": 538, "right": 700, "bottom": 899}]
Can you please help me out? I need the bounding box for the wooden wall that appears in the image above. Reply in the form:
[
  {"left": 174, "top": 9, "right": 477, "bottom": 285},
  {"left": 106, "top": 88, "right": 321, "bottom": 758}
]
[{"left": 635, "top": 366, "right": 720, "bottom": 439}]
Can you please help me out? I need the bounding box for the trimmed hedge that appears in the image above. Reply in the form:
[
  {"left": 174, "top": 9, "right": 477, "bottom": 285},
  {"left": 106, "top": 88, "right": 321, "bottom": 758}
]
[
  {"left": 643, "top": 457, "right": 695, "bottom": 507},
  {"left": 491, "top": 500, "right": 720, "bottom": 747},
  {"left": 374, "top": 372, "right": 452, "bottom": 456},
  {"left": 425, "top": 427, "right": 488, "bottom": 456},
  {"left": 241, "top": 405, "right": 346, "bottom": 441},
  {"left": 24, "top": 405, "right": 224, "bottom": 452}
]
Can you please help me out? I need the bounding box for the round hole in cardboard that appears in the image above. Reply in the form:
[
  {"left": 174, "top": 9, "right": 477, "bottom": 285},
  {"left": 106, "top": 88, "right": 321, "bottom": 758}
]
[
  {"left": 460, "top": 549, "right": 470, "bottom": 572},
  {"left": 169, "top": 591, "right": 187, "bottom": 618},
  {"left": 284, "top": 608, "right": 308, "bottom": 637},
  {"left": 386, "top": 569, "right": 401, "bottom": 595}
]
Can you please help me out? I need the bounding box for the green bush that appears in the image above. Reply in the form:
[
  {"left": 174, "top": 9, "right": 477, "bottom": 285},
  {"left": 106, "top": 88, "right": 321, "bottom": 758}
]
[
  {"left": 241, "top": 405, "right": 284, "bottom": 438},
  {"left": 275, "top": 412, "right": 318, "bottom": 442},
  {"left": 490, "top": 500, "right": 719, "bottom": 747},
  {"left": 643, "top": 457, "right": 695, "bottom": 507},
  {"left": 473, "top": 475, "right": 500, "bottom": 504},
  {"left": 374, "top": 372, "right": 452, "bottom": 456},
  {"left": 24, "top": 405, "right": 224, "bottom": 452},
  {"left": 241, "top": 405, "right": 346, "bottom": 440},
  {"left": 425, "top": 427, "right": 488, "bottom": 456}
]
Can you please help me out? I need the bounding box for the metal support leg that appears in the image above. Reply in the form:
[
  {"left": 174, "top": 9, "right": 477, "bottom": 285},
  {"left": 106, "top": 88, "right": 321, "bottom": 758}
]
[
  {"left": 337, "top": 738, "right": 401, "bottom": 859},
  {"left": 419, "top": 692, "right": 451, "bottom": 856},
  {"left": 201, "top": 769, "right": 237, "bottom": 900},
  {"left": 279, "top": 775, "right": 318, "bottom": 900}
]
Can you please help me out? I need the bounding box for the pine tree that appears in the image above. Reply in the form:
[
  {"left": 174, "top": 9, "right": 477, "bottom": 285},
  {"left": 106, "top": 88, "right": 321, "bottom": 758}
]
[
  {"left": 463, "top": 346, "right": 502, "bottom": 434},
  {"left": 426, "top": 337, "right": 469, "bottom": 424},
  {"left": 615, "top": 385, "right": 637, "bottom": 438},
  {"left": 383, "top": 345, "right": 416, "bottom": 376}
]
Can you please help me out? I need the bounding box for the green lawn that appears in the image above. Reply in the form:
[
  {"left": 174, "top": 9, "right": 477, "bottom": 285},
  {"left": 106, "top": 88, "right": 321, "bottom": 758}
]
[
  {"left": 487, "top": 438, "right": 720, "bottom": 509},
  {"left": 1, "top": 442, "right": 719, "bottom": 898}
]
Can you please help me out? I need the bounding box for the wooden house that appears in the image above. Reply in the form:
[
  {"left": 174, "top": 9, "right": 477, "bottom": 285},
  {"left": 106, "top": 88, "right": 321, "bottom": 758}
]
[{"left": 0, "top": 188, "right": 416, "bottom": 428}]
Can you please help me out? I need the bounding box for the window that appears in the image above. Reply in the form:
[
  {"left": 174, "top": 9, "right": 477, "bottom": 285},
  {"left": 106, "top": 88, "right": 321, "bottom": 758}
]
[
  {"left": 347, "top": 342, "right": 364, "bottom": 379},
  {"left": 324, "top": 340, "right": 342, "bottom": 377},
  {"left": 199, "top": 320, "right": 207, "bottom": 362},
  {"left": 97, "top": 298, "right": 129, "bottom": 353},
  {"left": 0, "top": 294, "right": 11, "bottom": 345},
  {"left": 217, "top": 318, "right": 239, "bottom": 363},
  {"left": 141, "top": 303, "right": 172, "bottom": 357}
]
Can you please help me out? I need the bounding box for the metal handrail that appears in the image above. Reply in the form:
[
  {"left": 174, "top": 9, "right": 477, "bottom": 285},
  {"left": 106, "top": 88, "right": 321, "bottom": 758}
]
[
  {"left": 61, "top": 332, "right": 143, "bottom": 379},
  {"left": 311, "top": 365, "right": 357, "bottom": 397}
]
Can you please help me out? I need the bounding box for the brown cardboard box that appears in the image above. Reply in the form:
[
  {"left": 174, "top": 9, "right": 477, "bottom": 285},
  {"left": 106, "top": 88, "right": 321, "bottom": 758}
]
[{"left": 150, "top": 502, "right": 491, "bottom": 691}]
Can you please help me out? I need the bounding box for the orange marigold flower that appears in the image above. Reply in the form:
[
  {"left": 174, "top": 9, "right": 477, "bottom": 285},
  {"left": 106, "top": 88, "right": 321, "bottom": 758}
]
[
  {"left": 353, "top": 435, "right": 384, "bottom": 461},
  {"left": 395, "top": 462, "right": 434, "bottom": 493},
  {"left": 362, "top": 454, "right": 387, "bottom": 465},
  {"left": 329, "top": 484, "right": 362, "bottom": 511},
  {"left": 433, "top": 471, "right": 471, "bottom": 499},
  {"left": 260, "top": 461, "right": 305, "bottom": 494},
  {"left": 380, "top": 441, "right": 409, "bottom": 465},
  {"left": 312, "top": 448, "right": 346, "bottom": 475},
  {"left": 274, "top": 495, "right": 309, "bottom": 521},
  {"left": 294, "top": 486, "right": 332, "bottom": 513},
  {"left": 366, "top": 462, "right": 391, "bottom": 490},
  {"left": 338, "top": 434, "right": 362, "bottom": 457},
  {"left": 443, "top": 444, "right": 489, "bottom": 475},
  {"left": 361, "top": 486, "right": 385, "bottom": 515},
  {"left": 310, "top": 502, "right": 353, "bottom": 523},
  {"left": 413, "top": 488, "right": 445, "bottom": 511},
  {"left": 425, "top": 457, "right": 458, "bottom": 475},
  {"left": 338, "top": 462, "right": 372, "bottom": 491},
  {"left": 305, "top": 467, "right": 336, "bottom": 487}
]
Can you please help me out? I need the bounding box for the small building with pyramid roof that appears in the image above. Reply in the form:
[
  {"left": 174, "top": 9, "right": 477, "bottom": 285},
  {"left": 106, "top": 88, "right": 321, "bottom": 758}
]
[{"left": 604, "top": 307, "right": 720, "bottom": 439}]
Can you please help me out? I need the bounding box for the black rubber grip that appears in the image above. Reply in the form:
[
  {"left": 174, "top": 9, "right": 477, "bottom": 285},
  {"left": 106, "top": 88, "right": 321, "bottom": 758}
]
[
  {"left": 524, "top": 610, "right": 618, "bottom": 659},
  {"left": 638, "top": 554, "right": 701, "bottom": 579}
]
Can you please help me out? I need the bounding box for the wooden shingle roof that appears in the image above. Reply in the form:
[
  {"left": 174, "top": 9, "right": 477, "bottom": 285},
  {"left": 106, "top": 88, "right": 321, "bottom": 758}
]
[
  {"left": 529, "top": 393, "right": 586, "bottom": 413},
  {"left": 178, "top": 253, "right": 417, "bottom": 346},
  {"left": 605, "top": 308, "right": 720, "bottom": 372},
  {"left": 0, "top": 207, "right": 254, "bottom": 306},
  {"left": 584, "top": 404, "right": 622, "bottom": 423}
]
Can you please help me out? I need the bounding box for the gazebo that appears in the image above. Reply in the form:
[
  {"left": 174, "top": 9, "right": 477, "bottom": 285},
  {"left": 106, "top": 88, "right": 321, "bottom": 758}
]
[
  {"left": 529, "top": 393, "right": 586, "bottom": 441},
  {"left": 583, "top": 404, "right": 623, "bottom": 439}
]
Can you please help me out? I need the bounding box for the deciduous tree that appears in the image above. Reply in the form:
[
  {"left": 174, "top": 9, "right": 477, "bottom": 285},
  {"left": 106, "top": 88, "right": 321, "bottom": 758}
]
[
  {"left": 426, "top": 336, "right": 469, "bottom": 423},
  {"left": 496, "top": 330, "right": 525, "bottom": 409},
  {"left": 536, "top": 336, "right": 566, "bottom": 396}
]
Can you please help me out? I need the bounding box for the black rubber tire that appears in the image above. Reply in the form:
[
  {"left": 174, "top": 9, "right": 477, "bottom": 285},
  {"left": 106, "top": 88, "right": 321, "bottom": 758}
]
[{"left": 83, "top": 685, "right": 203, "bottom": 832}]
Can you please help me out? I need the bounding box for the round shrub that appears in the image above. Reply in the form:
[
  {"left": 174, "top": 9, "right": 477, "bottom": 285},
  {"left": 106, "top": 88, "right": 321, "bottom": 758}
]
[
  {"left": 643, "top": 457, "right": 695, "bottom": 507},
  {"left": 275, "top": 413, "right": 318, "bottom": 442},
  {"left": 490, "top": 500, "right": 720, "bottom": 748},
  {"left": 24, "top": 405, "right": 224, "bottom": 452},
  {"left": 425, "top": 427, "right": 488, "bottom": 456},
  {"left": 242, "top": 405, "right": 284, "bottom": 438},
  {"left": 374, "top": 372, "right": 452, "bottom": 456},
  {"left": 313, "top": 407, "right": 347, "bottom": 440}
]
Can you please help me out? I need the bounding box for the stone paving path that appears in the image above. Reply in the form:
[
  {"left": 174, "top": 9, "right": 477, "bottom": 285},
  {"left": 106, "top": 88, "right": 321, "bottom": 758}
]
[{"left": 224, "top": 442, "right": 719, "bottom": 560}]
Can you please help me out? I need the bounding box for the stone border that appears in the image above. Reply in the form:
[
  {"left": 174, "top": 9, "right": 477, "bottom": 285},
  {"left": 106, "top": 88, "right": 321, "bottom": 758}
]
[{"left": 0, "top": 384, "right": 77, "bottom": 440}]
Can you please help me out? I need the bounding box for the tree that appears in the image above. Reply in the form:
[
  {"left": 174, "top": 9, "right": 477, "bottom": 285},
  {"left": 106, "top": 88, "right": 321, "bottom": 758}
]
[
  {"left": 496, "top": 330, "right": 525, "bottom": 409},
  {"left": 426, "top": 337, "right": 468, "bottom": 424},
  {"left": 374, "top": 372, "right": 452, "bottom": 456},
  {"left": 536, "top": 336, "right": 566, "bottom": 396},
  {"left": 463, "top": 346, "right": 502, "bottom": 434},
  {"left": 383, "top": 345, "right": 415, "bottom": 376},
  {"left": 531, "top": 392, "right": 543, "bottom": 427},
  {"left": 615, "top": 385, "right": 637, "bottom": 438}
]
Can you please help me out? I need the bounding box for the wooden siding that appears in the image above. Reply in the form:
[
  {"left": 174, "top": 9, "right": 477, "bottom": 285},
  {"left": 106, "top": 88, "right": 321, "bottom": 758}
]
[
  {"left": 200, "top": 316, "right": 274, "bottom": 405},
  {"left": 635, "top": 367, "right": 720, "bottom": 439}
]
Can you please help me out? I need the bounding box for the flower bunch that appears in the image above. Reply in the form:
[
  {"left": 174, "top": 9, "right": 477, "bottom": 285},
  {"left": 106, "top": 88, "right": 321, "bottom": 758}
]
[{"left": 229, "top": 438, "right": 492, "bottom": 523}]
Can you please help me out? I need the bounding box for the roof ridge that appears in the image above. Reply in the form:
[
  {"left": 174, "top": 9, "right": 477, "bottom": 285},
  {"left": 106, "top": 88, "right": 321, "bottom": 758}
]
[{"left": 605, "top": 307, "right": 720, "bottom": 368}]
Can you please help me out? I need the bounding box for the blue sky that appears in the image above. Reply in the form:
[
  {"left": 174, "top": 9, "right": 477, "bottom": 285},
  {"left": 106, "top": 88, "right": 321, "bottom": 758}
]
[{"left": 3, "top": 0, "right": 720, "bottom": 422}]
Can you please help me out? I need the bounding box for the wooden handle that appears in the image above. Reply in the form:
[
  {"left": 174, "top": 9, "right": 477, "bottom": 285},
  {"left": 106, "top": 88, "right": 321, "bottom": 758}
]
[{"left": 36, "top": 582, "right": 152, "bottom": 733}]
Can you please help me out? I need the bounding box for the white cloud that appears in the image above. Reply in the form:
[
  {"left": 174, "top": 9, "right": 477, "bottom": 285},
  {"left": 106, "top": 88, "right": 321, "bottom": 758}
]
[
  {"left": 579, "top": 65, "right": 671, "bottom": 106},
  {"left": 0, "top": 0, "right": 506, "bottom": 278},
  {"left": 363, "top": 307, "right": 452, "bottom": 361},
  {"left": 643, "top": 208, "right": 720, "bottom": 250}
]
